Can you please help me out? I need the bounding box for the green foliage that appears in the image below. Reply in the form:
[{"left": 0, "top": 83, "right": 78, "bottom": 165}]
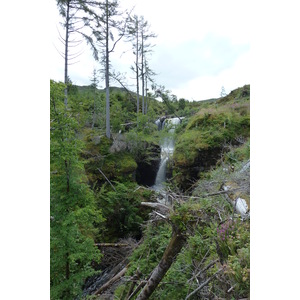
[
  {"left": 125, "top": 127, "right": 159, "bottom": 164},
  {"left": 137, "top": 113, "right": 158, "bottom": 135},
  {"left": 115, "top": 223, "right": 172, "bottom": 298},
  {"left": 173, "top": 85, "right": 250, "bottom": 188},
  {"left": 170, "top": 204, "right": 194, "bottom": 232},
  {"left": 215, "top": 219, "right": 250, "bottom": 260},
  {"left": 178, "top": 98, "right": 186, "bottom": 110},
  {"left": 225, "top": 246, "right": 250, "bottom": 297},
  {"left": 95, "top": 182, "right": 151, "bottom": 241},
  {"left": 50, "top": 80, "right": 104, "bottom": 299},
  {"left": 223, "top": 138, "right": 250, "bottom": 164}
]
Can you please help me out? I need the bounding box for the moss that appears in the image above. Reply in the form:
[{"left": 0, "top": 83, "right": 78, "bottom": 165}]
[
  {"left": 172, "top": 85, "right": 250, "bottom": 189},
  {"left": 118, "top": 153, "right": 138, "bottom": 173}
]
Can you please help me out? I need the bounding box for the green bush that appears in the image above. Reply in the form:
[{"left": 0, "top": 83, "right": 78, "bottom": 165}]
[{"left": 96, "top": 182, "right": 151, "bottom": 241}]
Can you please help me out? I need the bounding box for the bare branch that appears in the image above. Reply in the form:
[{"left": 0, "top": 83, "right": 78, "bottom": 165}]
[
  {"left": 95, "top": 243, "right": 130, "bottom": 248},
  {"left": 185, "top": 268, "right": 224, "bottom": 300},
  {"left": 97, "top": 168, "right": 116, "bottom": 191},
  {"left": 153, "top": 211, "right": 167, "bottom": 219},
  {"left": 93, "top": 265, "right": 129, "bottom": 296},
  {"left": 140, "top": 202, "right": 170, "bottom": 212}
]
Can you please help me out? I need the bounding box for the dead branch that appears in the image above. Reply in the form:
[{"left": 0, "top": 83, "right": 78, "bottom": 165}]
[
  {"left": 153, "top": 211, "right": 167, "bottom": 219},
  {"left": 135, "top": 227, "right": 186, "bottom": 300},
  {"left": 227, "top": 284, "right": 236, "bottom": 293},
  {"left": 94, "top": 265, "right": 129, "bottom": 296},
  {"left": 185, "top": 268, "right": 223, "bottom": 300},
  {"left": 140, "top": 202, "right": 171, "bottom": 212},
  {"left": 95, "top": 243, "right": 130, "bottom": 248},
  {"left": 188, "top": 259, "right": 219, "bottom": 283},
  {"left": 127, "top": 280, "right": 147, "bottom": 300},
  {"left": 121, "top": 122, "right": 137, "bottom": 126},
  {"left": 181, "top": 188, "right": 243, "bottom": 200},
  {"left": 97, "top": 167, "right": 116, "bottom": 191},
  {"left": 123, "top": 270, "right": 142, "bottom": 300}
]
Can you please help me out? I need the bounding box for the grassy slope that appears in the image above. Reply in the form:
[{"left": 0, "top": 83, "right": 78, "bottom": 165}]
[{"left": 172, "top": 84, "right": 250, "bottom": 189}]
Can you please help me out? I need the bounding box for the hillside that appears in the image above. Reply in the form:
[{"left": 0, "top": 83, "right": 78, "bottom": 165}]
[{"left": 50, "top": 80, "right": 250, "bottom": 299}]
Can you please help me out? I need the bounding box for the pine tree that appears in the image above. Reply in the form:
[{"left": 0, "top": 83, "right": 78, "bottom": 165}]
[
  {"left": 56, "top": 0, "right": 100, "bottom": 108},
  {"left": 50, "top": 80, "right": 104, "bottom": 299},
  {"left": 93, "top": 0, "right": 127, "bottom": 139},
  {"left": 126, "top": 15, "right": 156, "bottom": 115},
  {"left": 90, "top": 68, "right": 99, "bottom": 129}
]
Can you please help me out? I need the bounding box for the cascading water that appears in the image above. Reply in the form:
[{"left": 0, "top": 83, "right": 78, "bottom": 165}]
[{"left": 152, "top": 117, "right": 181, "bottom": 194}]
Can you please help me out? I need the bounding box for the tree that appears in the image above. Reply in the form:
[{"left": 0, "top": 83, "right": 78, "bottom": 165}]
[
  {"left": 220, "top": 86, "right": 227, "bottom": 97},
  {"left": 90, "top": 68, "right": 99, "bottom": 129},
  {"left": 178, "top": 98, "right": 186, "bottom": 111},
  {"left": 93, "top": 0, "right": 127, "bottom": 138},
  {"left": 154, "top": 85, "right": 182, "bottom": 121},
  {"left": 127, "top": 15, "right": 141, "bottom": 115},
  {"left": 140, "top": 18, "right": 156, "bottom": 115},
  {"left": 126, "top": 15, "right": 156, "bottom": 115},
  {"left": 55, "top": 0, "right": 100, "bottom": 108},
  {"left": 50, "top": 80, "right": 104, "bottom": 299}
]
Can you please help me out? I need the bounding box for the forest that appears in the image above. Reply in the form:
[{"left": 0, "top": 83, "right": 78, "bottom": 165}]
[{"left": 51, "top": 1, "right": 250, "bottom": 299}]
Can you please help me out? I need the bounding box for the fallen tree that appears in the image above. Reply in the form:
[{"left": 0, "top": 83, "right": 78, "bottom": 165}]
[{"left": 136, "top": 223, "right": 186, "bottom": 300}]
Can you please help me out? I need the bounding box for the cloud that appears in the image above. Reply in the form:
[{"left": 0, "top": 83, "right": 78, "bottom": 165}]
[
  {"left": 171, "top": 49, "right": 251, "bottom": 100},
  {"left": 152, "top": 34, "right": 250, "bottom": 92},
  {"left": 50, "top": 0, "right": 251, "bottom": 100}
]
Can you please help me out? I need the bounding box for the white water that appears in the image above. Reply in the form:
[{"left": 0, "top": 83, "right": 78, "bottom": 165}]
[{"left": 152, "top": 117, "right": 181, "bottom": 193}]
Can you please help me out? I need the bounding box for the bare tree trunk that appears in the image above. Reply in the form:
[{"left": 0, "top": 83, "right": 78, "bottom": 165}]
[
  {"left": 136, "top": 226, "right": 186, "bottom": 300},
  {"left": 105, "top": 0, "right": 110, "bottom": 139},
  {"left": 136, "top": 20, "right": 139, "bottom": 115},
  {"left": 145, "top": 66, "right": 148, "bottom": 114},
  {"left": 64, "top": 0, "right": 70, "bottom": 108},
  {"left": 141, "top": 32, "right": 145, "bottom": 115}
]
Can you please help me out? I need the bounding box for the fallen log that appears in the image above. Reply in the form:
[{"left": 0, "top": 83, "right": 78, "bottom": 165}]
[
  {"left": 135, "top": 226, "right": 186, "bottom": 300},
  {"left": 95, "top": 243, "right": 130, "bottom": 248},
  {"left": 140, "top": 202, "right": 171, "bottom": 212},
  {"left": 93, "top": 265, "right": 129, "bottom": 296}
]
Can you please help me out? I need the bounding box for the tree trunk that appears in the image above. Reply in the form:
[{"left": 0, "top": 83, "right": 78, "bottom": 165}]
[
  {"left": 94, "top": 265, "right": 128, "bottom": 295},
  {"left": 141, "top": 32, "right": 145, "bottom": 115},
  {"left": 136, "top": 20, "right": 139, "bottom": 115},
  {"left": 92, "top": 85, "right": 96, "bottom": 129},
  {"left": 64, "top": 0, "right": 70, "bottom": 108},
  {"left": 145, "top": 65, "right": 148, "bottom": 114},
  {"left": 64, "top": 160, "right": 70, "bottom": 193},
  {"left": 136, "top": 226, "right": 186, "bottom": 300},
  {"left": 105, "top": 0, "right": 110, "bottom": 139}
]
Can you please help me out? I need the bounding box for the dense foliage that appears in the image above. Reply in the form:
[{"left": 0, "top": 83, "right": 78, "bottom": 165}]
[
  {"left": 51, "top": 77, "right": 250, "bottom": 299},
  {"left": 116, "top": 142, "right": 250, "bottom": 299},
  {"left": 114, "top": 85, "right": 250, "bottom": 300},
  {"left": 50, "top": 81, "right": 105, "bottom": 299}
]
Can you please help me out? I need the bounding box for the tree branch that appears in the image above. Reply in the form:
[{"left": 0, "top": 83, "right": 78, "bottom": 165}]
[
  {"left": 97, "top": 168, "right": 116, "bottom": 191},
  {"left": 185, "top": 268, "right": 223, "bottom": 300},
  {"left": 93, "top": 265, "right": 128, "bottom": 295}
]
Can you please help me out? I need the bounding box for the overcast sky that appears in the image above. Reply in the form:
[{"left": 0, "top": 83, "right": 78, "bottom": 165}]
[{"left": 50, "top": 0, "right": 251, "bottom": 100}]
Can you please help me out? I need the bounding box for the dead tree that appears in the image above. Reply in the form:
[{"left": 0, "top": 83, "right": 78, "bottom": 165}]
[
  {"left": 129, "top": 202, "right": 187, "bottom": 300},
  {"left": 136, "top": 224, "right": 186, "bottom": 300}
]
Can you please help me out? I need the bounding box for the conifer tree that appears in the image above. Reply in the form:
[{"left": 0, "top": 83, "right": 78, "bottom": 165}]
[
  {"left": 126, "top": 15, "right": 156, "bottom": 115},
  {"left": 93, "top": 0, "right": 127, "bottom": 139},
  {"left": 50, "top": 80, "right": 104, "bottom": 299},
  {"left": 56, "top": 0, "right": 100, "bottom": 108},
  {"left": 90, "top": 68, "right": 99, "bottom": 128}
]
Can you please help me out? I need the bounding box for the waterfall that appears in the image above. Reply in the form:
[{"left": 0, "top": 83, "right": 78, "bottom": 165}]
[{"left": 152, "top": 117, "right": 181, "bottom": 193}]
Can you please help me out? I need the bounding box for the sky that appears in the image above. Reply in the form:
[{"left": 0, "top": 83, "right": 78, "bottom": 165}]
[{"left": 50, "top": 0, "right": 251, "bottom": 101}]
